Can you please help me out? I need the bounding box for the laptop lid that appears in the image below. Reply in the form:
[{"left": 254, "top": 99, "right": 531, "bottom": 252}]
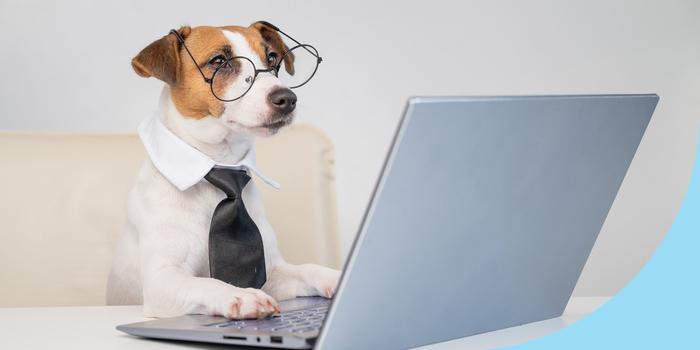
[{"left": 315, "top": 95, "right": 658, "bottom": 349}]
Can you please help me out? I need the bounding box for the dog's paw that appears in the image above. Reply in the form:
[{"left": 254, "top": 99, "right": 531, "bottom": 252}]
[
  {"left": 224, "top": 288, "right": 280, "bottom": 319},
  {"left": 306, "top": 266, "right": 341, "bottom": 299}
]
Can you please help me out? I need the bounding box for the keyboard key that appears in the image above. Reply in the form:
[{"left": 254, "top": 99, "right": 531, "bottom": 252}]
[
  {"left": 205, "top": 321, "right": 230, "bottom": 327},
  {"left": 207, "top": 320, "right": 246, "bottom": 328},
  {"left": 292, "top": 326, "right": 318, "bottom": 333}
]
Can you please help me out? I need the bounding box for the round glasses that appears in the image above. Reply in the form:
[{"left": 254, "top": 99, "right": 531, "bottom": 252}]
[
  {"left": 209, "top": 44, "right": 321, "bottom": 102},
  {"left": 170, "top": 28, "right": 322, "bottom": 102}
]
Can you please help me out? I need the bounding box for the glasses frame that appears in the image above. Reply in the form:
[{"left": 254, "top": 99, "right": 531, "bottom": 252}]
[{"left": 169, "top": 23, "right": 322, "bottom": 102}]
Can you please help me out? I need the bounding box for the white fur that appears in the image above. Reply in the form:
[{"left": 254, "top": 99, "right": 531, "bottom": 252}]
[
  {"left": 106, "top": 28, "right": 340, "bottom": 319},
  {"left": 219, "top": 30, "right": 289, "bottom": 137}
]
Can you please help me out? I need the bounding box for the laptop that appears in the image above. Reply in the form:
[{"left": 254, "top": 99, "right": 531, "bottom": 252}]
[{"left": 117, "top": 94, "right": 658, "bottom": 349}]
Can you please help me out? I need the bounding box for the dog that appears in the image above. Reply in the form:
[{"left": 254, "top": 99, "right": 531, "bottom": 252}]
[{"left": 106, "top": 21, "right": 340, "bottom": 320}]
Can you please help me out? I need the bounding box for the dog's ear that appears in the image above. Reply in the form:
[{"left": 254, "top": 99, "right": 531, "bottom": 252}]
[
  {"left": 131, "top": 26, "right": 191, "bottom": 85},
  {"left": 251, "top": 21, "right": 295, "bottom": 75}
]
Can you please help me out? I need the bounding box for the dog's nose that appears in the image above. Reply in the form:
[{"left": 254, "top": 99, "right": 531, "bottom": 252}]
[{"left": 267, "top": 88, "right": 297, "bottom": 114}]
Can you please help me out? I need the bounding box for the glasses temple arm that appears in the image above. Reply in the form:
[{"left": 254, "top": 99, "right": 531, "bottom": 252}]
[
  {"left": 279, "top": 29, "right": 321, "bottom": 60},
  {"left": 256, "top": 21, "right": 321, "bottom": 60},
  {"left": 169, "top": 29, "right": 212, "bottom": 83}
]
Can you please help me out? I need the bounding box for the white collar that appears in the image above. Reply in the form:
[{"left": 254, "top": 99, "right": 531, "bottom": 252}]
[{"left": 137, "top": 113, "right": 280, "bottom": 191}]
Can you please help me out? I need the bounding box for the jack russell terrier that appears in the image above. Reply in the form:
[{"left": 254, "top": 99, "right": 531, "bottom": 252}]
[{"left": 106, "top": 21, "right": 340, "bottom": 320}]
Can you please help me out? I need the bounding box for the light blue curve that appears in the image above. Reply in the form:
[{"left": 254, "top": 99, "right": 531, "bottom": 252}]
[{"left": 505, "top": 130, "right": 700, "bottom": 349}]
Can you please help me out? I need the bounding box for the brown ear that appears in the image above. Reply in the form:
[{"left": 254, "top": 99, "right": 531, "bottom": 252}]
[
  {"left": 131, "top": 26, "right": 191, "bottom": 85},
  {"left": 251, "top": 21, "right": 295, "bottom": 75}
]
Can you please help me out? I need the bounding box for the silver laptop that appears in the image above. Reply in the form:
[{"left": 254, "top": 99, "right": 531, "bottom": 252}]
[{"left": 117, "top": 94, "right": 658, "bottom": 349}]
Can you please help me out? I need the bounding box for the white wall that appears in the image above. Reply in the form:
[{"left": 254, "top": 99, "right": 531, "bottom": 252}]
[{"left": 1, "top": 0, "right": 698, "bottom": 297}]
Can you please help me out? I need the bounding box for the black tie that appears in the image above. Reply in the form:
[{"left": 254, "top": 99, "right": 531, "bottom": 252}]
[{"left": 205, "top": 167, "right": 266, "bottom": 289}]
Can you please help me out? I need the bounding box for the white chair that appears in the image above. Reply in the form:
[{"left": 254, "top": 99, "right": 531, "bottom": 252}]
[{"left": 0, "top": 124, "right": 341, "bottom": 307}]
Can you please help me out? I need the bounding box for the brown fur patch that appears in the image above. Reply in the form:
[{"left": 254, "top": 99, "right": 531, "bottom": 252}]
[
  {"left": 169, "top": 26, "right": 230, "bottom": 119},
  {"left": 131, "top": 28, "right": 186, "bottom": 86},
  {"left": 250, "top": 22, "right": 295, "bottom": 75}
]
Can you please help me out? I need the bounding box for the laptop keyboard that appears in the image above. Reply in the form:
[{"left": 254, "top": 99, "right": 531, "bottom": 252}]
[{"left": 207, "top": 305, "right": 329, "bottom": 334}]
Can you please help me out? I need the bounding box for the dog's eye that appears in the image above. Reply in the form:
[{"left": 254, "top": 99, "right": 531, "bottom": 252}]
[
  {"left": 208, "top": 55, "right": 227, "bottom": 67},
  {"left": 266, "top": 52, "right": 278, "bottom": 65}
]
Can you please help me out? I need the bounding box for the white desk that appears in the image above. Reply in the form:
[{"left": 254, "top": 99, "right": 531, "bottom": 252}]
[{"left": 0, "top": 297, "right": 608, "bottom": 349}]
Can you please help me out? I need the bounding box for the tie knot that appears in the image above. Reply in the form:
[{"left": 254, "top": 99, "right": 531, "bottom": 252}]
[{"left": 204, "top": 167, "right": 251, "bottom": 199}]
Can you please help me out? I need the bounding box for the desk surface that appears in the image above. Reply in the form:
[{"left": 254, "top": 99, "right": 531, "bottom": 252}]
[{"left": 0, "top": 297, "right": 608, "bottom": 350}]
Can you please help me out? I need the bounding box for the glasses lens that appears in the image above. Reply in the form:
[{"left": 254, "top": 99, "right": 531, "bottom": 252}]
[
  {"left": 277, "top": 44, "right": 320, "bottom": 89},
  {"left": 211, "top": 57, "right": 256, "bottom": 101}
]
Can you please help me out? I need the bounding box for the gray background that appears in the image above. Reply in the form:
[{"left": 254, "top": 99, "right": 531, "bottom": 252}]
[{"left": 1, "top": 0, "right": 698, "bottom": 297}]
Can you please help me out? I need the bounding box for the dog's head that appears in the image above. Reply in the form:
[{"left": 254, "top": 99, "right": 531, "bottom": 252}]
[{"left": 132, "top": 22, "right": 296, "bottom": 136}]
